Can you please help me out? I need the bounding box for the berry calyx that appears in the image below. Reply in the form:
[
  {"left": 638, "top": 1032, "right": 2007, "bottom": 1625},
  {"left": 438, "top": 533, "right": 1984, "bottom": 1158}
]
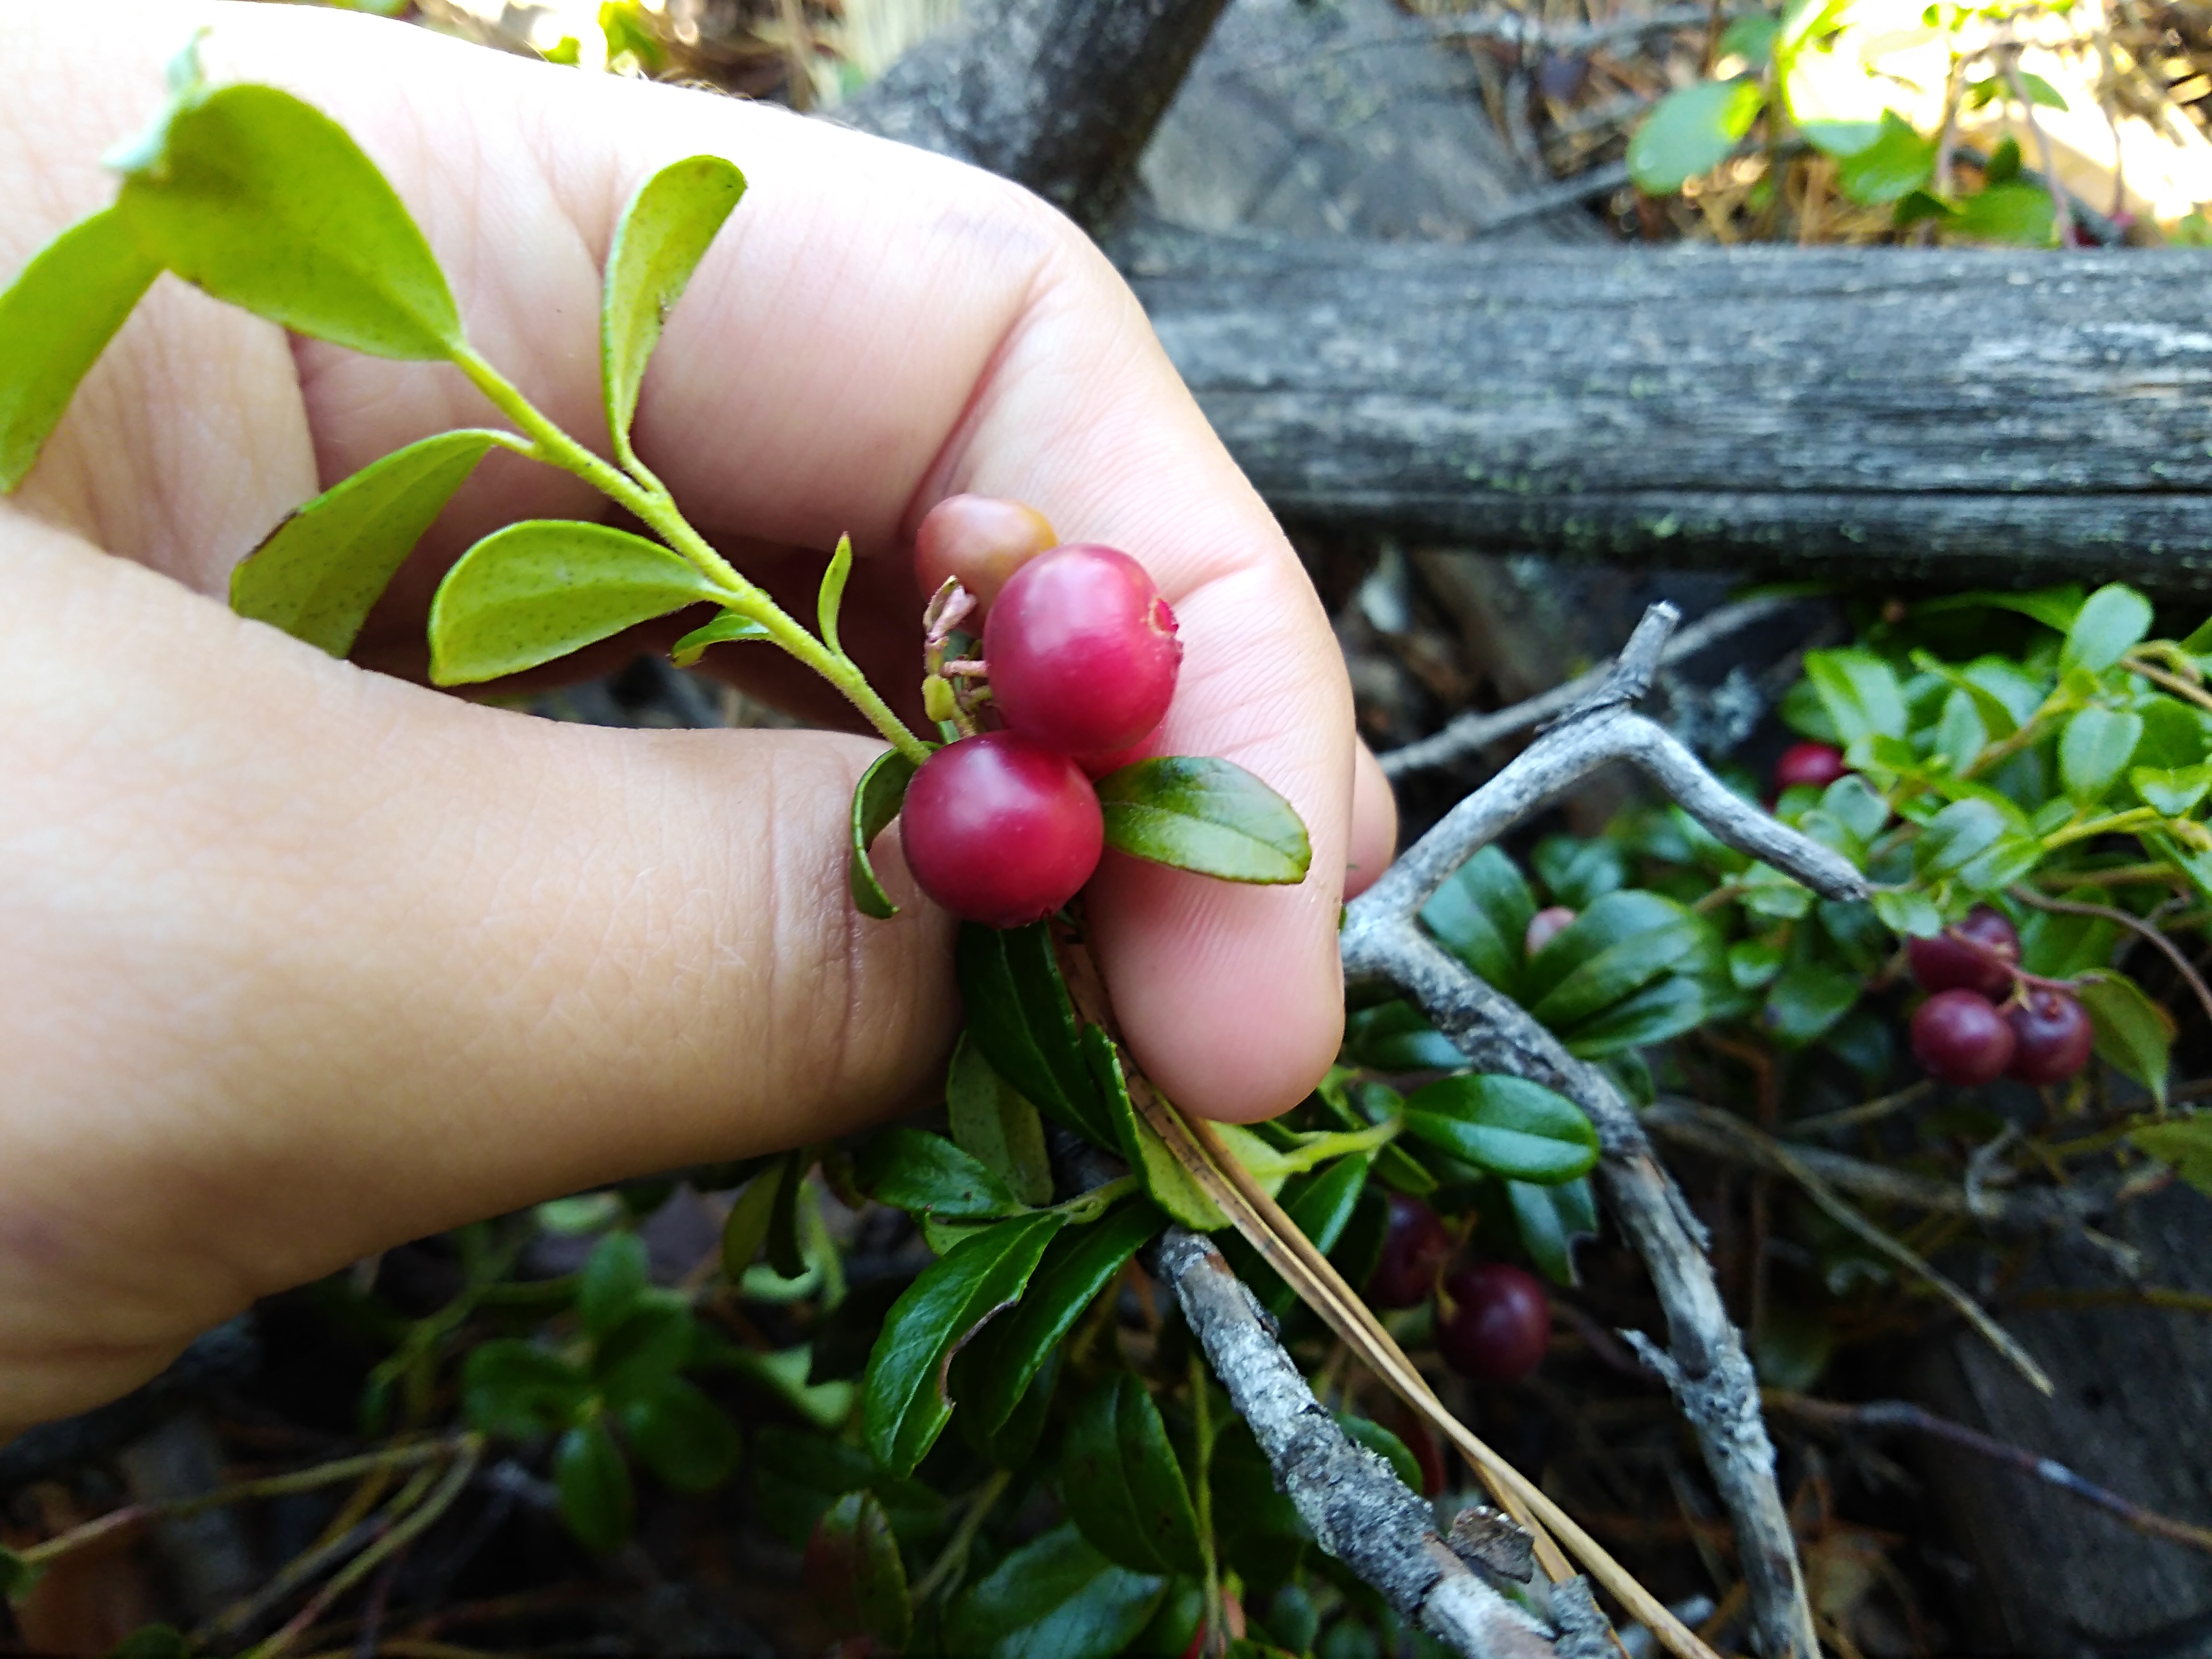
[
  {"left": 1437, "top": 1263, "right": 1550, "bottom": 1383},
  {"left": 914, "top": 495, "right": 1057, "bottom": 609},
  {"left": 1911, "top": 988, "right": 2016, "bottom": 1086},
  {"left": 1365, "top": 1194, "right": 1453, "bottom": 1309},
  {"left": 983, "top": 544, "right": 1182, "bottom": 757},
  {"left": 899, "top": 733, "right": 1104, "bottom": 928},
  {"left": 2005, "top": 987, "right": 2094, "bottom": 1085},
  {"left": 1907, "top": 906, "right": 2021, "bottom": 999},
  {"left": 1524, "top": 906, "right": 1577, "bottom": 957},
  {"left": 1773, "top": 742, "right": 1847, "bottom": 793}
]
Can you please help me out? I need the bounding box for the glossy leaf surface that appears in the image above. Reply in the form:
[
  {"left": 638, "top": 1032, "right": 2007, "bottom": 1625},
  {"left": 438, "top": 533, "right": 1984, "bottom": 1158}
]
[
  {"left": 1095, "top": 756, "right": 1311, "bottom": 884},
  {"left": 1401, "top": 1074, "right": 1600, "bottom": 1184},
  {"left": 849, "top": 748, "right": 916, "bottom": 920},
  {"left": 555, "top": 1418, "right": 635, "bottom": 1552},
  {"left": 956, "top": 923, "right": 1113, "bottom": 1146},
  {"left": 946, "top": 1033, "right": 1054, "bottom": 1206},
  {"left": 857, "top": 1126, "right": 1024, "bottom": 1220},
  {"left": 805, "top": 1489, "right": 912, "bottom": 1649},
  {"left": 621, "top": 1377, "right": 740, "bottom": 1493},
  {"left": 945, "top": 1523, "right": 1166, "bottom": 1658},
  {"left": 1062, "top": 1372, "right": 1204, "bottom": 1576},
  {"left": 1088, "top": 1027, "right": 1228, "bottom": 1231},
  {"left": 670, "top": 608, "right": 771, "bottom": 668}
]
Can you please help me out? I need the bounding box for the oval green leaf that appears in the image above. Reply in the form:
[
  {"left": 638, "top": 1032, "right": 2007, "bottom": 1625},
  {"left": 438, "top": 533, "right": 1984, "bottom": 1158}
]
[
  {"left": 461, "top": 1339, "right": 591, "bottom": 1438},
  {"left": 554, "top": 1418, "right": 636, "bottom": 1553},
  {"left": 0, "top": 206, "right": 161, "bottom": 493},
  {"left": 428, "top": 520, "right": 724, "bottom": 685},
  {"left": 1401, "top": 1074, "right": 1600, "bottom": 1184},
  {"left": 2079, "top": 973, "right": 2173, "bottom": 1105},
  {"left": 946, "top": 1032, "right": 1054, "bottom": 1206},
  {"left": 2131, "top": 1115, "right": 2212, "bottom": 1197},
  {"left": 671, "top": 608, "right": 772, "bottom": 668},
  {"left": 2062, "top": 583, "right": 2154, "bottom": 674},
  {"left": 114, "top": 84, "right": 462, "bottom": 360},
  {"left": 1509, "top": 1175, "right": 1598, "bottom": 1287},
  {"left": 806, "top": 1490, "right": 913, "bottom": 1649},
  {"left": 1095, "top": 756, "right": 1311, "bottom": 884},
  {"left": 850, "top": 748, "right": 917, "bottom": 920},
  {"left": 2059, "top": 707, "right": 2143, "bottom": 805},
  {"left": 578, "top": 1231, "right": 649, "bottom": 1339},
  {"left": 1627, "top": 77, "right": 1766, "bottom": 194},
  {"left": 231, "top": 429, "right": 501, "bottom": 657},
  {"left": 956, "top": 923, "right": 1114, "bottom": 1147},
  {"left": 620, "top": 1376, "right": 740, "bottom": 1494},
  {"left": 1062, "top": 1373, "right": 1204, "bottom": 1577},
  {"left": 1088, "top": 1027, "right": 1228, "bottom": 1231},
  {"left": 602, "top": 155, "right": 746, "bottom": 459},
  {"left": 720, "top": 1158, "right": 785, "bottom": 1279},
  {"left": 856, "top": 1127, "right": 1024, "bottom": 1220},
  {"left": 943, "top": 1523, "right": 1166, "bottom": 1659}
]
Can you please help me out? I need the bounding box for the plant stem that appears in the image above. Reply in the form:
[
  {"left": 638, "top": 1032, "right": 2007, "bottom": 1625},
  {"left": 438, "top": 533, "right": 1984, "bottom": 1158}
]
[
  {"left": 2043, "top": 806, "right": 2160, "bottom": 850},
  {"left": 1188, "top": 1351, "right": 1224, "bottom": 1658},
  {"left": 448, "top": 347, "right": 931, "bottom": 766},
  {"left": 1275, "top": 1120, "right": 1401, "bottom": 1175},
  {"left": 911, "top": 1467, "right": 1011, "bottom": 1604},
  {"left": 1054, "top": 1174, "right": 1139, "bottom": 1221}
]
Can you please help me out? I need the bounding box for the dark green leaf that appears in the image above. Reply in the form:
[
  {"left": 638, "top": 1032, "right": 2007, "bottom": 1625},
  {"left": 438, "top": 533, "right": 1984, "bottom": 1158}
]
[
  {"left": 1401, "top": 1075, "right": 1599, "bottom": 1184},
  {"left": 766, "top": 1151, "right": 807, "bottom": 1280},
  {"left": 1532, "top": 835, "right": 1628, "bottom": 910},
  {"left": 1420, "top": 845, "right": 1534, "bottom": 991},
  {"left": 2080, "top": 974, "right": 2173, "bottom": 1104},
  {"left": 1761, "top": 957, "right": 1861, "bottom": 1046},
  {"left": 114, "top": 84, "right": 461, "bottom": 359},
  {"left": 593, "top": 1302, "right": 694, "bottom": 1404},
  {"left": 620, "top": 1376, "right": 740, "bottom": 1493},
  {"left": 1562, "top": 974, "right": 1708, "bottom": 1057},
  {"left": 862, "top": 1210, "right": 1066, "bottom": 1478},
  {"left": 0, "top": 1543, "right": 36, "bottom": 1602},
  {"left": 2018, "top": 905, "right": 2118, "bottom": 978},
  {"left": 1836, "top": 110, "right": 1936, "bottom": 204},
  {"left": 1342, "top": 1000, "right": 1464, "bottom": 1071},
  {"left": 818, "top": 532, "right": 853, "bottom": 657},
  {"left": 721, "top": 1158, "right": 785, "bottom": 1279},
  {"left": 579, "top": 1231, "right": 649, "bottom": 1338},
  {"left": 462, "top": 1340, "right": 591, "bottom": 1438},
  {"left": 1243, "top": 1152, "right": 1372, "bottom": 1316},
  {"left": 956, "top": 923, "right": 1114, "bottom": 1147},
  {"left": 1063, "top": 1373, "right": 1204, "bottom": 1576},
  {"left": 944, "top": 1523, "right": 1166, "bottom": 1659},
  {"left": 429, "top": 520, "right": 723, "bottom": 685},
  {"left": 555, "top": 1418, "right": 635, "bottom": 1552},
  {"left": 0, "top": 207, "right": 161, "bottom": 492},
  {"left": 1089, "top": 1028, "right": 1228, "bottom": 1231},
  {"left": 1095, "top": 757, "right": 1311, "bottom": 885},
  {"left": 601, "top": 154, "right": 745, "bottom": 456},
  {"left": 751, "top": 1425, "right": 946, "bottom": 1548},
  {"left": 806, "top": 1490, "right": 912, "bottom": 1649},
  {"left": 963, "top": 1344, "right": 1062, "bottom": 1469},
  {"left": 2060, "top": 708, "right": 2143, "bottom": 805},
  {"left": 849, "top": 748, "right": 918, "bottom": 921},
  {"left": 858, "top": 1127, "right": 1024, "bottom": 1220},
  {"left": 1527, "top": 906, "right": 1711, "bottom": 1029},
  {"left": 231, "top": 429, "right": 500, "bottom": 657},
  {"left": 1729, "top": 939, "right": 1784, "bottom": 991},
  {"left": 1336, "top": 1413, "right": 1422, "bottom": 1494},
  {"left": 947, "top": 1032, "right": 1054, "bottom": 1206},
  {"left": 1509, "top": 1176, "right": 1598, "bottom": 1286},
  {"left": 1983, "top": 133, "right": 2023, "bottom": 180},
  {"left": 1627, "top": 78, "right": 1766, "bottom": 194},
  {"left": 2132, "top": 1115, "right": 2212, "bottom": 1196},
  {"left": 670, "top": 608, "right": 771, "bottom": 668}
]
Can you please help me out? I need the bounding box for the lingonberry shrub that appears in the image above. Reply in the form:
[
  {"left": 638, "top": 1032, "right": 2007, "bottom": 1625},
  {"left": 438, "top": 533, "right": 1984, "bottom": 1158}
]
[
  {"left": 899, "top": 732, "right": 1104, "bottom": 927},
  {"left": 982, "top": 543, "right": 1183, "bottom": 758},
  {"left": 1908, "top": 906, "right": 2022, "bottom": 999},
  {"left": 1911, "top": 988, "right": 2016, "bottom": 1085},
  {"left": 1438, "top": 1263, "right": 1551, "bottom": 1384}
]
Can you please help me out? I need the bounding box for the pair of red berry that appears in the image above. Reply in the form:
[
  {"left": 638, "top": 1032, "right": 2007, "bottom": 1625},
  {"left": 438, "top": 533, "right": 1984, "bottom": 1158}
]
[
  {"left": 1367, "top": 1194, "right": 1551, "bottom": 1383},
  {"left": 1907, "top": 907, "right": 2092, "bottom": 1087},
  {"left": 898, "top": 499, "right": 1184, "bottom": 928}
]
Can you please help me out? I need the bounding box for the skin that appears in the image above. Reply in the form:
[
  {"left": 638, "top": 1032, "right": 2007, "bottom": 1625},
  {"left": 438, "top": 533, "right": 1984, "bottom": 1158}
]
[{"left": 0, "top": 3, "right": 1396, "bottom": 1433}]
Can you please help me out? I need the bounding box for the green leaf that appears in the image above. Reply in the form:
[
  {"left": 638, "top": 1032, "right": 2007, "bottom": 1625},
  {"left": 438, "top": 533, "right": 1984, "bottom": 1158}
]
[
  {"left": 750, "top": 1426, "right": 945, "bottom": 1548},
  {"left": 2016, "top": 71, "right": 2068, "bottom": 111},
  {"left": 857, "top": 1127, "right": 1024, "bottom": 1220},
  {"left": 600, "top": 154, "right": 745, "bottom": 457},
  {"left": 1717, "top": 13, "right": 1780, "bottom": 63},
  {"left": 1836, "top": 110, "right": 1937, "bottom": 204},
  {"left": 1239, "top": 1152, "right": 1372, "bottom": 1315},
  {"left": 0, "top": 1543, "right": 37, "bottom": 1602},
  {"left": 1915, "top": 798, "right": 2010, "bottom": 881},
  {"left": 1920, "top": 587, "right": 2084, "bottom": 636},
  {"left": 766, "top": 1151, "right": 808, "bottom": 1280},
  {"left": 619, "top": 1376, "right": 740, "bottom": 1493},
  {"left": 1562, "top": 974, "right": 1710, "bottom": 1057},
  {"left": 956, "top": 923, "right": 1114, "bottom": 1147},
  {"left": 1729, "top": 939, "right": 1784, "bottom": 991},
  {"left": 1336, "top": 1413, "right": 1422, "bottom": 1494},
  {"left": 862, "top": 1210, "right": 1066, "bottom": 1478},
  {"left": 849, "top": 748, "right": 918, "bottom": 921},
  {"left": 2059, "top": 708, "right": 2143, "bottom": 805},
  {"left": 1871, "top": 887, "right": 1943, "bottom": 938},
  {"left": 114, "top": 83, "right": 461, "bottom": 359},
  {"left": 670, "top": 608, "right": 772, "bottom": 668},
  {"left": 947, "top": 1033, "right": 1054, "bottom": 1206},
  {"left": 1761, "top": 957, "right": 1861, "bottom": 1046},
  {"left": 721, "top": 1158, "right": 785, "bottom": 1279},
  {"left": 1095, "top": 757, "right": 1311, "bottom": 885},
  {"left": 231, "top": 429, "right": 501, "bottom": 657},
  {"left": 2133, "top": 763, "right": 2212, "bottom": 818},
  {"left": 961, "top": 1197, "right": 1163, "bottom": 1434},
  {"left": 818, "top": 533, "right": 853, "bottom": 658},
  {"left": 1420, "top": 845, "right": 1534, "bottom": 991},
  {"left": 1805, "top": 649, "right": 1908, "bottom": 745},
  {"left": 1343, "top": 1000, "right": 1465, "bottom": 1071},
  {"left": 2080, "top": 974, "right": 2173, "bottom": 1104},
  {"left": 1401, "top": 1075, "right": 1599, "bottom": 1184},
  {"left": 579, "top": 1231, "right": 649, "bottom": 1338},
  {"left": 0, "top": 207, "right": 161, "bottom": 493},
  {"left": 462, "top": 1340, "right": 591, "bottom": 1438},
  {"left": 1627, "top": 78, "right": 1766, "bottom": 194},
  {"left": 2063, "top": 584, "right": 2155, "bottom": 674},
  {"left": 2132, "top": 1115, "right": 2212, "bottom": 1196},
  {"left": 1532, "top": 835, "right": 1628, "bottom": 910},
  {"left": 944, "top": 1523, "right": 1166, "bottom": 1659},
  {"left": 806, "top": 1490, "right": 912, "bottom": 1649},
  {"left": 1519, "top": 889, "right": 1705, "bottom": 1009},
  {"left": 593, "top": 1302, "right": 696, "bottom": 1405},
  {"left": 1063, "top": 1373, "right": 1204, "bottom": 1576},
  {"left": 429, "top": 520, "right": 724, "bottom": 685},
  {"left": 1088, "top": 1027, "right": 1229, "bottom": 1231},
  {"left": 555, "top": 1418, "right": 635, "bottom": 1552},
  {"left": 1509, "top": 1176, "right": 1598, "bottom": 1286},
  {"left": 1527, "top": 905, "right": 1711, "bottom": 1029}
]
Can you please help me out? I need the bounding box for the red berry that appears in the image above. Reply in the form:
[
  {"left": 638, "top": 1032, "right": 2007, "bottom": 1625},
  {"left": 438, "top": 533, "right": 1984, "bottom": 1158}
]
[
  {"left": 899, "top": 733, "right": 1103, "bottom": 927},
  {"left": 1911, "top": 989, "right": 2016, "bottom": 1086},
  {"left": 1774, "top": 742, "right": 1847, "bottom": 792},
  {"left": 1365, "top": 1194, "right": 1453, "bottom": 1309},
  {"left": 914, "top": 495, "right": 1057, "bottom": 609},
  {"left": 1907, "top": 906, "right": 2021, "bottom": 999},
  {"left": 1437, "top": 1263, "right": 1550, "bottom": 1383},
  {"left": 2005, "top": 987, "right": 2093, "bottom": 1085},
  {"left": 983, "top": 545, "right": 1182, "bottom": 757},
  {"left": 1524, "top": 906, "right": 1577, "bottom": 957},
  {"left": 1073, "top": 728, "right": 1160, "bottom": 779}
]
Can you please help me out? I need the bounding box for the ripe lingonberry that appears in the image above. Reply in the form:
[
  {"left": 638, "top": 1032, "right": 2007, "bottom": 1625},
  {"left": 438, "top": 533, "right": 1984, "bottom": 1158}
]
[
  {"left": 1365, "top": 1194, "right": 1452, "bottom": 1309},
  {"left": 1911, "top": 988, "right": 2016, "bottom": 1086},
  {"left": 899, "top": 733, "right": 1103, "bottom": 928},
  {"left": 1437, "top": 1263, "right": 1550, "bottom": 1384},
  {"left": 983, "top": 544, "right": 1181, "bottom": 757},
  {"left": 1773, "top": 742, "right": 1847, "bottom": 793},
  {"left": 2005, "top": 987, "right": 2093, "bottom": 1085},
  {"left": 914, "top": 495, "right": 1057, "bottom": 609},
  {"left": 1907, "top": 906, "right": 2021, "bottom": 999},
  {"left": 1524, "top": 906, "right": 1577, "bottom": 957}
]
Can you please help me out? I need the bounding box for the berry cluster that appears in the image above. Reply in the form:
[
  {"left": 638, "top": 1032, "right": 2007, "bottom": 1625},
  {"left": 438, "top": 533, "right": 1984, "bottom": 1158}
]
[
  {"left": 1365, "top": 1193, "right": 1552, "bottom": 1383},
  {"left": 1907, "top": 906, "right": 2093, "bottom": 1087},
  {"left": 899, "top": 498, "right": 1184, "bottom": 928}
]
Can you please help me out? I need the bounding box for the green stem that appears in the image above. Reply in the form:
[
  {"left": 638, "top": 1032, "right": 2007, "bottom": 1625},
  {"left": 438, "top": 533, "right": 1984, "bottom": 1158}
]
[
  {"left": 2043, "top": 806, "right": 2160, "bottom": 850},
  {"left": 912, "top": 1467, "right": 1011, "bottom": 1604},
  {"left": 1188, "top": 1352, "right": 1223, "bottom": 1657},
  {"left": 1274, "top": 1120, "right": 1401, "bottom": 1176},
  {"left": 1054, "top": 1174, "right": 1139, "bottom": 1222},
  {"left": 449, "top": 347, "right": 930, "bottom": 766}
]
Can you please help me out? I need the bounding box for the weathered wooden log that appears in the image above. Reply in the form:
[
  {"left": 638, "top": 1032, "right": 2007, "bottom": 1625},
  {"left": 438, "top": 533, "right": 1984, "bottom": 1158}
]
[{"left": 1118, "top": 231, "right": 2212, "bottom": 592}]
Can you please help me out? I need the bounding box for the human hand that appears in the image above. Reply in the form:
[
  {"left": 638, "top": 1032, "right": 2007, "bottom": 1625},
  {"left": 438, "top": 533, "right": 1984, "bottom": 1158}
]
[{"left": 0, "top": 2, "right": 1393, "bottom": 1431}]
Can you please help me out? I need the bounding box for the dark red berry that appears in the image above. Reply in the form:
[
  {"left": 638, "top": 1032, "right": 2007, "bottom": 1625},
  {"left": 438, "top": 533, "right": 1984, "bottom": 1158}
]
[
  {"left": 1524, "top": 906, "right": 1577, "bottom": 957},
  {"left": 983, "top": 545, "right": 1182, "bottom": 757},
  {"left": 1911, "top": 988, "right": 2016, "bottom": 1086},
  {"left": 1907, "top": 906, "right": 2021, "bottom": 999},
  {"left": 914, "top": 495, "right": 1057, "bottom": 609},
  {"left": 1437, "top": 1263, "right": 1550, "bottom": 1383},
  {"left": 1773, "top": 742, "right": 1847, "bottom": 793},
  {"left": 1365, "top": 1194, "right": 1453, "bottom": 1309},
  {"left": 2005, "top": 987, "right": 2094, "bottom": 1085},
  {"left": 1073, "top": 728, "right": 1160, "bottom": 780},
  {"left": 899, "top": 733, "right": 1103, "bottom": 927}
]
